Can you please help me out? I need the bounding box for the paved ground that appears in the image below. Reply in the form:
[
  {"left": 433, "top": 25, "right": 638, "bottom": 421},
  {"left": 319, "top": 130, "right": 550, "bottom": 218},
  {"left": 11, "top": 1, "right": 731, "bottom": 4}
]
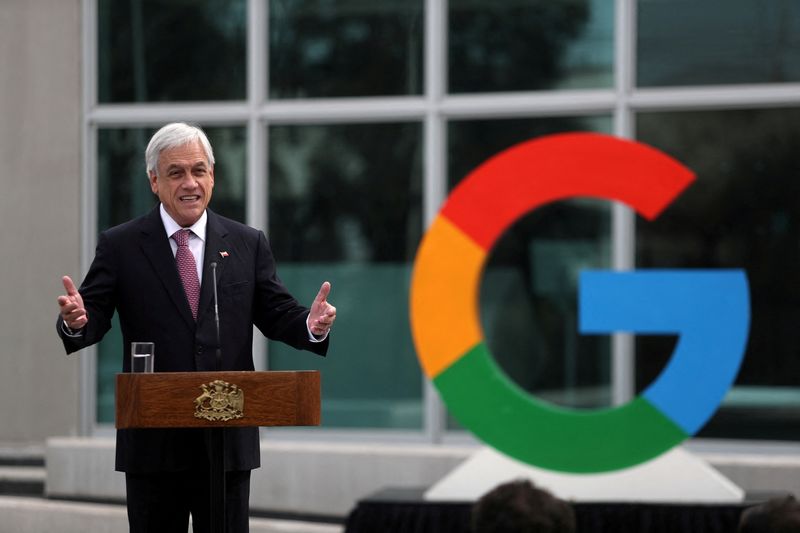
[
  {"left": 0, "top": 496, "right": 344, "bottom": 533},
  {"left": 0, "top": 445, "right": 343, "bottom": 533}
]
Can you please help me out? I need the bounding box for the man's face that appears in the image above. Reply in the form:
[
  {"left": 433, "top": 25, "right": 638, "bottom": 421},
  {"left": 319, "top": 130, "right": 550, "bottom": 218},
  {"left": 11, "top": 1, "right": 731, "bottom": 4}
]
[{"left": 149, "top": 140, "right": 214, "bottom": 227}]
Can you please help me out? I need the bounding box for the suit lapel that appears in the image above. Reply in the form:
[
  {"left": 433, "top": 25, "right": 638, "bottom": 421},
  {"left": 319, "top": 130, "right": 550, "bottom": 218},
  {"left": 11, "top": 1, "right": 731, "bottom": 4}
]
[
  {"left": 198, "top": 210, "right": 230, "bottom": 322},
  {"left": 138, "top": 207, "right": 196, "bottom": 330}
]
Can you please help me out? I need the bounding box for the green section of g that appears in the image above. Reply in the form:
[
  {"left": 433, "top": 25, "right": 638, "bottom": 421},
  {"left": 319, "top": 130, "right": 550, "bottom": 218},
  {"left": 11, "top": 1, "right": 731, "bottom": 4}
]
[{"left": 433, "top": 343, "right": 689, "bottom": 473}]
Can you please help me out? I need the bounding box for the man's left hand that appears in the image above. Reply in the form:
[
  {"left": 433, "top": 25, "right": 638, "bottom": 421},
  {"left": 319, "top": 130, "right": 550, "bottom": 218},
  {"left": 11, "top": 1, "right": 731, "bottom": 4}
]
[{"left": 309, "top": 281, "right": 336, "bottom": 337}]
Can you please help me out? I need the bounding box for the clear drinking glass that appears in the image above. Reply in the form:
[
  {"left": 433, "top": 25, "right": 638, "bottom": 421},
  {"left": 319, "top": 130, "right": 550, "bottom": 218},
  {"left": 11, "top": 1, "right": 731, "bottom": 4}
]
[{"left": 131, "top": 342, "right": 155, "bottom": 373}]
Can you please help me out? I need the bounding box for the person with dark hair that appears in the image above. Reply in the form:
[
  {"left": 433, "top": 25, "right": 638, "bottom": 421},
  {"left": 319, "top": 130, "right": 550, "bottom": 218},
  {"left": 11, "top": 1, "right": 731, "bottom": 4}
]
[
  {"left": 471, "top": 479, "right": 576, "bottom": 533},
  {"left": 738, "top": 494, "right": 800, "bottom": 533}
]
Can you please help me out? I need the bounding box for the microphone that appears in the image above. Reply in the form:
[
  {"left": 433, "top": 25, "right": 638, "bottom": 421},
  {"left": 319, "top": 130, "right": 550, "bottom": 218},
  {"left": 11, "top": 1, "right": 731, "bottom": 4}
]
[{"left": 210, "top": 262, "right": 222, "bottom": 371}]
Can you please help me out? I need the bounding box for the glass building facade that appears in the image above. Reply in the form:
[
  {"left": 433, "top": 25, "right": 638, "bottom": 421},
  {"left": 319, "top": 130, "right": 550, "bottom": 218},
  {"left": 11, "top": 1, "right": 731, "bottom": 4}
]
[{"left": 85, "top": 0, "right": 800, "bottom": 442}]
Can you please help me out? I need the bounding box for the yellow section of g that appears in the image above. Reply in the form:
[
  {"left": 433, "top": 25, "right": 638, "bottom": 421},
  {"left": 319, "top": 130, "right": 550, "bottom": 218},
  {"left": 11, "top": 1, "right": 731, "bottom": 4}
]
[{"left": 409, "top": 216, "right": 485, "bottom": 379}]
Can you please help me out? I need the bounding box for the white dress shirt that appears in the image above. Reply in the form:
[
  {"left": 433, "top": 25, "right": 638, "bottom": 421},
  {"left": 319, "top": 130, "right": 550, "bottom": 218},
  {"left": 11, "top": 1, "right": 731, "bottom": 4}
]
[{"left": 160, "top": 204, "right": 205, "bottom": 282}]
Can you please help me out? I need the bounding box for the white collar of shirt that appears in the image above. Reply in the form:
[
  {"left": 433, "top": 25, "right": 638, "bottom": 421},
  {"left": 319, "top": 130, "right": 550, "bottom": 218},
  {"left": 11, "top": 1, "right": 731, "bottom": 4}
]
[
  {"left": 159, "top": 204, "right": 208, "bottom": 242},
  {"left": 159, "top": 204, "right": 206, "bottom": 281}
]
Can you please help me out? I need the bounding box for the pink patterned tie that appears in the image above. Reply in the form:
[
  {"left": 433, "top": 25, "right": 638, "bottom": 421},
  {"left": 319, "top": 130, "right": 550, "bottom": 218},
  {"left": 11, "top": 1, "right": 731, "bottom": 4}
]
[{"left": 173, "top": 229, "right": 200, "bottom": 320}]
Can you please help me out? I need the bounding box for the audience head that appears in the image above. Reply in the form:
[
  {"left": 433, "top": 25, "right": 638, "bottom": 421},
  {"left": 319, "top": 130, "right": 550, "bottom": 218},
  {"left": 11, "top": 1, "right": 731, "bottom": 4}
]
[
  {"left": 738, "top": 494, "right": 800, "bottom": 533},
  {"left": 471, "top": 479, "right": 576, "bottom": 533}
]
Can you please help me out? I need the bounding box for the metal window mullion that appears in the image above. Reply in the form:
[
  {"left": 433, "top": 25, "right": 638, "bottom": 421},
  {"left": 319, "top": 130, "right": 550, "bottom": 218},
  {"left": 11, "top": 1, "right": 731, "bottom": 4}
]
[
  {"left": 260, "top": 97, "right": 427, "bottom": 125},
  {"left": 441, "top": 90, "right": 617, "bottom": 119},
  {"left": 611, "top": 0, "right": 636, "bottom": 406},
  {"left": 423, "top": 0, "right": 447, "bottom": 444},
  {"left": 630, "top": 83, "right": 800, "bottom": 112},
  {"left": 87, "top": 103, "right": 251, "bottom": 126},
  {"left": 247, "top": 0, "right": 267, "bottom": 236},
  {"left": 249, "top": 0, "right": 267, "bottom": 371},
  {"left": 82, "top": 0, "right": 99, "bottom": 437}
]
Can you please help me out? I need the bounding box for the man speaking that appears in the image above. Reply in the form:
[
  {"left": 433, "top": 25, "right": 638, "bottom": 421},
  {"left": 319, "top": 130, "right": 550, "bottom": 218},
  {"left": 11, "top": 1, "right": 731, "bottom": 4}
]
[{"left": 56, "top": 122, "right": 336, "bottom": 532}]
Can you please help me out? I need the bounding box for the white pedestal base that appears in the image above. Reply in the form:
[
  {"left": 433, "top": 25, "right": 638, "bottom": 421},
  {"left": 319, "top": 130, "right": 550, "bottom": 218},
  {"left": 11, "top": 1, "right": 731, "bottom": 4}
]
[{"left": 424, "top": 446, "right": 744, "bottom": 503}]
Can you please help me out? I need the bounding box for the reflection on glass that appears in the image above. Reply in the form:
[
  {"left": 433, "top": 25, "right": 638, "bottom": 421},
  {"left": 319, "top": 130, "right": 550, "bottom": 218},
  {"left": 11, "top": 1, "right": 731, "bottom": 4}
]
[
  {"left": 98, "top": 0, "right": 246, "bottom": 102},
  {"left": 269, "top": 1, "right": 424, "bottom": 98},
  {"left": 448, "top": 0, "right": 613, "bottom": 93},
  {"left": 637, "top": 108, "right": 800, "bottom": 439},
  {"left": 95, "top": 126, "right": 246, "bottom": 423},
  {"left": 267, "top": 123, "right": 423, "bottom": 429},
  {"left": 447, "top": 117, "right": 613, "bottom": 427},
  {"left": 481, "top": 202, "right": 611, "bottom": 409},
  {"left": 638, "top": 0, "right": 800, "bottom": 86}
]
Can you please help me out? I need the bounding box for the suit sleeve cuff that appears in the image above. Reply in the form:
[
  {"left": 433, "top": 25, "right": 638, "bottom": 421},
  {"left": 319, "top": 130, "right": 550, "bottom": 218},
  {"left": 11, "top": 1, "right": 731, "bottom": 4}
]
[
  {"left": 306, "top": 315, "right": 329, "bottom": 343},
  {"left": 61, "top": 321, "right": 85, "bottom": 338}
]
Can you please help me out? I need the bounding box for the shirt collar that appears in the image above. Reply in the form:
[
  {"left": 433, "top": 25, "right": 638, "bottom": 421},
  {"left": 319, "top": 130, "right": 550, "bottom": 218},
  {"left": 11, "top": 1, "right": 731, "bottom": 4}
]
[{"left": 159, "top": 204, "right": 207, "bottom": 243}]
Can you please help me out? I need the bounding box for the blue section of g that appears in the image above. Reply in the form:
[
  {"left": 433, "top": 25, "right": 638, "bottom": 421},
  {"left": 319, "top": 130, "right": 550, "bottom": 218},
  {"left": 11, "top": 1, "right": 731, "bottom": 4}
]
[{"left": 579, "top": 270, "right": 750, "bottom": 436}]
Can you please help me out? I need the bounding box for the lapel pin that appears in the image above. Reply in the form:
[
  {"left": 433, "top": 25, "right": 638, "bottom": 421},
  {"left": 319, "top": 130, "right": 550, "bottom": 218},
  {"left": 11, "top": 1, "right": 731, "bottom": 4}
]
[{"left": 219, "top": 251, "right": 229, "bottom": 258}]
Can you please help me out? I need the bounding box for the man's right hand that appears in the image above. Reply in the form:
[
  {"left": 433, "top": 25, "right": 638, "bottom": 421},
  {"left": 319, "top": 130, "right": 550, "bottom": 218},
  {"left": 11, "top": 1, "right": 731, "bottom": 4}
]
[{"left": 57, "top": 276, "right": 88, "bottom": 330}]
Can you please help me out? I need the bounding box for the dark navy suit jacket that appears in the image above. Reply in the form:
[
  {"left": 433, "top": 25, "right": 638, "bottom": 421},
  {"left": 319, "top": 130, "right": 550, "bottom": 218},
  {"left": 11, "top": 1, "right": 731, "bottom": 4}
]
[{"left": 57, "top": 206, "right": 327, "bottom": 473}]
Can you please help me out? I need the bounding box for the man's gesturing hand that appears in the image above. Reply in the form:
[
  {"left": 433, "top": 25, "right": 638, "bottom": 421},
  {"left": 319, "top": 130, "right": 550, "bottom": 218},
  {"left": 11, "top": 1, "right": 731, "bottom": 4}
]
[
  {"left": 57, "top": 276, "right": 88, "bottom": 330},
  {"left": 308, "top": 281, "right": 336, "bottom": 337}
]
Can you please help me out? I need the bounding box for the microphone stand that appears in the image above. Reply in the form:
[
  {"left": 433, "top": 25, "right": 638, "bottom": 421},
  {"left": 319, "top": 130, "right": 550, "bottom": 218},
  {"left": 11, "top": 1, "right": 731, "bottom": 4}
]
[
  {"left": 209, "top": 262, "right": 226, "bottom": 533},
  {"left": 212, "top": 262, "right": 223, "bottom": 371}
]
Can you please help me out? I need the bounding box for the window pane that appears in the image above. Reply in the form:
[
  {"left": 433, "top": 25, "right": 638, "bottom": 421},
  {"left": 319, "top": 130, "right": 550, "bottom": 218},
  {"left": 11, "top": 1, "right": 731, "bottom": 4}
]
[
  {"left": 267, "top": 123, "right": 423, "bottom": 429},
  {"left": 636, "top": 108, "right": 800, "bottom": 440},
  {"left": 481, "top": 201, "right": 612, "bottom": 408},
  {"left": 95, "top": 126, "right": 246, "bottom": 423},
  {"left": 98, "top": 0, "right": 246, "bottom": 102},
  {"left": 638, "top": 0, "right": 800, "bottom": 87},
  {"left": 447, "top": 117, "right": 613, "bottom": 429},
  {"left": 448, "top": 115, "right": 613, "bottom": 189},
  {"left": 448, "top": 0, "right": 614, "bottom": 93},
  {"left": 269, "top": 1, "right": 424, "bottom": 98}
]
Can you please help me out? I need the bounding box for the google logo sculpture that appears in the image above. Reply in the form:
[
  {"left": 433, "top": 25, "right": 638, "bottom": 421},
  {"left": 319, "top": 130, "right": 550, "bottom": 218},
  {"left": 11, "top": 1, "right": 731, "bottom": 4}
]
[{"left": 410, "top": 133, "right": 750, "bottom": 474}]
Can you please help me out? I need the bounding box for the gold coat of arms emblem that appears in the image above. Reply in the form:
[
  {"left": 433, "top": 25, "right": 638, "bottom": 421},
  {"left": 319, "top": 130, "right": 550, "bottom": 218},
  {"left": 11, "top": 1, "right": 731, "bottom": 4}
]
[{"left": 194, "top": 380, "right": 244, "bottom": 422}]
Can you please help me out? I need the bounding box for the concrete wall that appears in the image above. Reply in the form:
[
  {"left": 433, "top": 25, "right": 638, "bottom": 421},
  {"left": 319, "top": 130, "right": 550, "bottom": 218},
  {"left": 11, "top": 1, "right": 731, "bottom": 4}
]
[
  {"left": 45, "top": 438, "right": 473, "bottom": 518},
  {"left": 0, "top": 0, "right": 83, "bottom": 442},
  {"left": 45, "top": 437, "right": 800, "bottom": 519}
]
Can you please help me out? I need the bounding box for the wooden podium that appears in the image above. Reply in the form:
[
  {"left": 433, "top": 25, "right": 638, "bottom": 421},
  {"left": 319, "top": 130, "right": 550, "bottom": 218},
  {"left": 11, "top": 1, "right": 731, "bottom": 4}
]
[
  {"left": 116, "top": 370, "right": 320, "bottom": 429},
  {"left": 115, "top": 370, "right": 321, "bottom": 532}
]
